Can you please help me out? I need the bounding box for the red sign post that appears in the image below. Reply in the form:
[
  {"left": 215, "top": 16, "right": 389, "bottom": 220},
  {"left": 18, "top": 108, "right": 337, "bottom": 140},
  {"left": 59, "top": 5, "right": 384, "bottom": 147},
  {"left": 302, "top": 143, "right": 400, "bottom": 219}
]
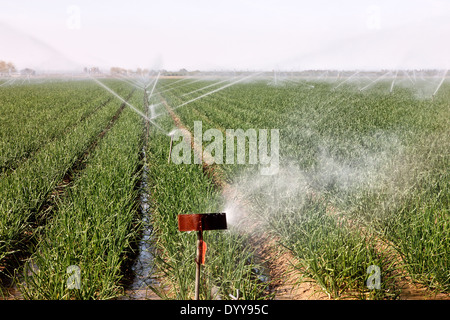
[{"left": 178, "top": 213, "right": 227, "bottom": 300}]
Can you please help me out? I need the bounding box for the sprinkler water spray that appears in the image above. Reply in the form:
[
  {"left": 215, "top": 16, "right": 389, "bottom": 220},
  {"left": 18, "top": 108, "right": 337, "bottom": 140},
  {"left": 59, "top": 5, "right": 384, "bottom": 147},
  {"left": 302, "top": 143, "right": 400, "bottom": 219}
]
[
  {"left": 181, "top": 78, "right": 230, "bottom": 97},
  {"left": 177, "top": 213, "right": 227, "bottom": 300},
  {"left": 148, "top": 71, "right": 160, "bottom": 100},
  {"left": 390, "top": 70, "right": 398, "bottom": 93},
  {"left": 171, "top": 73, "right": 263, "bottom": 112},
  {"left": 359, "top": 71, "right": 391, "bottom": 92},
  {"left": 89, "top": 75, "right": 169, "bottom": 135},
  {"left": 432, "top": 69, "right": 448, "bottom": 100},
  {"left": 148, "top": 73, "right": 262, "bottom": 120},
  {"left": 333, "top": 71, "right": 360, "bottom": 90}
]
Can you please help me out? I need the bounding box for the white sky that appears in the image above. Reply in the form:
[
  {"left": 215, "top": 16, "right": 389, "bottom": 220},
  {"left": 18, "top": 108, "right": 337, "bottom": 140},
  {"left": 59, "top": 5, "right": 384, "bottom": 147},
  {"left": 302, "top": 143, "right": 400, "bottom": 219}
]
[{"left": 1, "top": 0, "right": 449, "bottom": 71}]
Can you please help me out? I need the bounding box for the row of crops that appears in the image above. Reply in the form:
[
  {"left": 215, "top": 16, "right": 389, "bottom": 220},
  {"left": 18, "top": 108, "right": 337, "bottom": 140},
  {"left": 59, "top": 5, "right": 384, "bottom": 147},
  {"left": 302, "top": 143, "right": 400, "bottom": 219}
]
[
  {"left": 0, "top": 80, "right": 145, "bottom": 299},
  {"left": 0, "top": 76, "right": 448, "bottom": 299}
]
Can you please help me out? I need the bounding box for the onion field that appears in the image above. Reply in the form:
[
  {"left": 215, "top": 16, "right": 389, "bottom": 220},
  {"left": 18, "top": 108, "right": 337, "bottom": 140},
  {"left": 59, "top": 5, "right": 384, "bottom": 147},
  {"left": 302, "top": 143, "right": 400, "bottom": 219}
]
[{"left": 0, "top": 73, "right": 448, "bottom": 300}]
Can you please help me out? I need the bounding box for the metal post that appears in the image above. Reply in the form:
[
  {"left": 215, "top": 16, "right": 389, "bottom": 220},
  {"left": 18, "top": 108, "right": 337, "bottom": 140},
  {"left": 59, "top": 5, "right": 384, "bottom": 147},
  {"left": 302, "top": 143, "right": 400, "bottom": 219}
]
[
  {"left": 177, "top": 213, "right": 227, "bottom": 300},
  {"left": 195, "top": 230, "right": 203, "bottom": 300}
]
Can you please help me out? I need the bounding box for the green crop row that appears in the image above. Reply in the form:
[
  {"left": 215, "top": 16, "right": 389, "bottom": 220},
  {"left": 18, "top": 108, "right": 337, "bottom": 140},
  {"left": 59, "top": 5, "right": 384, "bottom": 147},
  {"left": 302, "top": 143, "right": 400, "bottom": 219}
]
[
  {"left": 0, "top": 85, "right": 132, "bottom": 275},
  {"left": 20, "top": 100, "right": 143, "bottom": 299},
  {"left": 0, "top": 81, "right": 113, "bottom": 174}
]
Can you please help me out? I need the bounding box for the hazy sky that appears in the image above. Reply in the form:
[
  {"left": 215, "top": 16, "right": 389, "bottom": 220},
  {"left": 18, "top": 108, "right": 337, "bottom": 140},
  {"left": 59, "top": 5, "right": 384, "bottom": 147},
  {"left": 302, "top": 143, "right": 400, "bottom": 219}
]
[{"left": 1, "top": 0, "right": 449, "bottom": 71}]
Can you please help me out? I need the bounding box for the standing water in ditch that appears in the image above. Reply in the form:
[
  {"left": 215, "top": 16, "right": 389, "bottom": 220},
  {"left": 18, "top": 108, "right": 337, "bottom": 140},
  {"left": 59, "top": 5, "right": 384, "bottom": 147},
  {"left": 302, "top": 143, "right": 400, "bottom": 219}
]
[
  {"left": 121, "top": 84, "right": 161, "bottom": 300},
  {"left": 122, "top": 148, "right": 160, "bottom": 299}
]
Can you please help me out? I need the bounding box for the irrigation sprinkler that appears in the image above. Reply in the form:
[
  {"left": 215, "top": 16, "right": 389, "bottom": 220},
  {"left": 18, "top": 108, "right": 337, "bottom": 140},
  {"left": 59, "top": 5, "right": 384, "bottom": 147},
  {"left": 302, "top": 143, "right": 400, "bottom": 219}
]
[
  {"left": 89, "top": 75, "right": 168, "bottom": 135},
  {"left": 178, "top": 213, "right": 227, "bottom": 300}
]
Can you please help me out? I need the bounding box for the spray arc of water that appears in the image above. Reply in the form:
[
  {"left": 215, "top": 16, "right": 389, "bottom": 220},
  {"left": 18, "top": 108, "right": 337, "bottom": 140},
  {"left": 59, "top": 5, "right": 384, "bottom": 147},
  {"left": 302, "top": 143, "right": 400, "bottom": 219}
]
[
  {"left": 390, "top": 70, "right": 398, "bottom": 93},
  {"left": 89, "top": 75, "right": 169, "bottom": 136},
  {"left": 359, "top": 71, "right": 391, "bottom": 92},
  {"left": 181, "top": 78, "right": 231, "bottom": 97},
  {"left": 148, "top": 71, "right": 160, "bottom": 100},
  {"left": 432, "top": 69, "right": 448, "bottom": 97},
  {"left": 150, "top": 73, "right": 262, "bottom": 120},
  {"left": 333, "top": 71, "right": 360, "bottom": 90},
  {"left": 156, "top": 77, "right": 206, "bottom": 95},
  {"left": 171, "top": 73, "right": 263, "bottom": 112}
]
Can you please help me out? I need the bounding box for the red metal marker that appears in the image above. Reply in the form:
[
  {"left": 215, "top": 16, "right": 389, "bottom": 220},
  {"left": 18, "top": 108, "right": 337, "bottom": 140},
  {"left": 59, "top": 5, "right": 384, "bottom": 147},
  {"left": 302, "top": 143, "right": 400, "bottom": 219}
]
[{"left": 178, "top": 213, "right": 227, "bottom": 300}]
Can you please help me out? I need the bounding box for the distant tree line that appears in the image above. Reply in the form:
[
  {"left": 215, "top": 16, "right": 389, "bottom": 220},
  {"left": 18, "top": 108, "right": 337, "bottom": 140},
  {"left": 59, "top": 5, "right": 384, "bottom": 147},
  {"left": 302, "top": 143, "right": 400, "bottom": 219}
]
[
  {"left": 84, "top": 67, "right": 101, "bottom": 74},
  {"left": 0, "top": 61, "right": 16, "bottom": 75},
  {"left": 109, "top": 67, "right": 200, "bottom": 76}
]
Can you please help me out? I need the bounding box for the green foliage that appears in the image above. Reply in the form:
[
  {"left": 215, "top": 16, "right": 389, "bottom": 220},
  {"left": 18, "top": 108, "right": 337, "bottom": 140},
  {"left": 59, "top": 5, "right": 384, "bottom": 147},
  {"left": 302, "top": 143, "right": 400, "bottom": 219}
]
[
  {"left": 145, "top": 123, "right": 268, "bottom": 299},
  {"left": 0, "top": 77, "right": 448, "bottom": 300},
  {"left": 158, "top": 78, "right": 449, "bottom": 298},
  {"left": 21, "top": 106, "right": 143, "bottom": 299}
]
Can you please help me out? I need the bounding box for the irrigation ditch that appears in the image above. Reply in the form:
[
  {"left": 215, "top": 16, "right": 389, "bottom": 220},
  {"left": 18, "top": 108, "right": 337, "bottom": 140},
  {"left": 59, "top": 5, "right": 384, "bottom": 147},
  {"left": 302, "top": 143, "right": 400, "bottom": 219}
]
[
  {"left": 0, "top": 88, "right": 136, "bottom": 299},
  {"left": 119, "top": 87, "right": 161, "bottom": 300}
]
